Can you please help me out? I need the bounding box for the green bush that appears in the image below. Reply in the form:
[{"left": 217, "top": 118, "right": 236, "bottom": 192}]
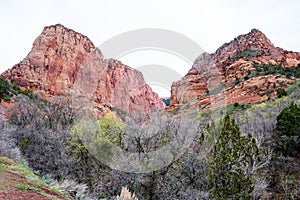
[
  {"left": 225, "top": 102, "right": 251, "bottom": 114},
  {"left": 277, "top": 89, "right": 287, "bottom": 98}
]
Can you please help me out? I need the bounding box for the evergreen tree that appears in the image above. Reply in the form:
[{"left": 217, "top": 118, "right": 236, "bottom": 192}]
[
  {"left": 275, "top": 102, "right": 300, "bottom": 156},
  {"left": 275, "top": 102, "right": 300, "bottom": 137},
  {"left": 207, "top": 114, "right": 258, "bottom": 199}
]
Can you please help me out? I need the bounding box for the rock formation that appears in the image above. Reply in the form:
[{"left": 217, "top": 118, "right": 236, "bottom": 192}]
[
  {"left": 170, "top": 29, "right": 300, "bottom": 110},
  {"left": 1, "top": 24, "right": 164, "bottom": 114}
]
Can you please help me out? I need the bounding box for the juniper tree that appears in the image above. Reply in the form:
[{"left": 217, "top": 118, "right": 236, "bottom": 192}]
[
  {"left": 207, "top": 114, "right": 258, "bottom": 199},
  {"left": 275, "top": 102, "right": 300, "bottom": 137},
  {"left": 275, "top": 102, "right": 300, "bottom": 156}
]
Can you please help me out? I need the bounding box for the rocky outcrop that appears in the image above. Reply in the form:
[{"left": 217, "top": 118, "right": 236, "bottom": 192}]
[
  {"left": 170, "top": 29, "right": 300, "bottom": 110},
  {"left": 1, "top": 24, "right": 164, "bottom": 114}
]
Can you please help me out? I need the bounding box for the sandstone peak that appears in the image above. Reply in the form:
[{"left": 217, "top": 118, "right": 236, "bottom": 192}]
[
  {"left": 249, "top": 28, "right": 265, "bottom": 35},
  {"left": 243, "top": 28, "right": 275, "bottom": 49},
  {"left": 170, "top": 29, "right": 300, "bottom": 111},
  {"left": 2, "top": 24, "right": 164, "bottom": 114},
  {"left": 40, "top": 23, "right": 95, "bottom": 49},
  {"left": 214, "top": 28, "right": 275, "bottom": 62}
]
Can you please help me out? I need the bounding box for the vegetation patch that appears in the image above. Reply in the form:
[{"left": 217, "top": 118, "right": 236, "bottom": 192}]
[
  {"left": 207, "top": 83, "right": 225, "bottom": 95},
  {"left": 232, "top": 49, "right": 259, "bottom": 60},
  {"left": 0, "top": 156, "right": 67, "bottom": 199},
  {"left": 286, "top": 79, "right": 300, "bottom": 95},
  {"left": 252, "top": 62, "right": 300, "bottom": 78},
  {"left": 0, "top": 76, "right": 33, "bottom": 102},
  {"left": 15, "top": 185, "right": 42, "bottom": 193},
  {"left": 225, "top": 102, "right": 252, "bottom": 114}
]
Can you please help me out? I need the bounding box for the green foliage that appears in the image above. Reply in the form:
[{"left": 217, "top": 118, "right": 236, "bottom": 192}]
[
  {"left": 15, "top": 185, "right": 42, "bottom": 193},
  {"left": 258, "top": 88, "right": 274, "bottom": 97},
  {"left": 66, "top": 113, "right": 125, "bottom": 189},
  {"left": 98, "top": 193, "right": 107, "bottom": 199},
  {"left": 67, "top": 113, "right": 125, "bottom": 162},
  {"left": 225, "top": 102, "right": 251, "bottom": 114},
  {"left": 0, "top": 76, "right": 33, "bottom": 102},
  {"left": 275, "top": 102, "right": 300, "bottom": 137},
  {"left": 232, "top": 49, "right": 259, "bottom": 60},
  {"left": 233, "top": 77, "right": 242, "bottom": 86},
  {"left": 96, "top": 112, "right": 124, "bottom": 147},
  {"left": 208, "top": 83, "right": 225, "bottom": 95},
  {"left": 274, "top": 102, "right": 300, "bottom": 156},
  {"left": 207, "top": 115, "right": 258, "bottom": 199},
  {"left": 19, "top": 138, "right": 30, "bottom": 149},
  {"left": 277, "top": 89, "right": 287, "bottom": 98},
  {"left": 170, "top": 107, "right": 180, "bottom": 115},
  {"left": 0, "top": 76, "right": 12, "bottom": 102},
  {"left": 252, "top": 62, "right": 300, "bottom": 78},
  {"left": 66, "top": 125, "right": 89, "bottom": 159},
  {"left": 0, "top": 156, "right": 63, "bottom": 198},
  {"left": 286, "top": 79, "right": 300, "bottom": 95}
]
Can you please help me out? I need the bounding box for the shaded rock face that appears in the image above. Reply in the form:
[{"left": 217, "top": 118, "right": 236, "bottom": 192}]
[
  {"left": 170, "top": 29, "right": 300, "bottom": 110},
  {"left": 2, "top": 24, "right": 164, "bottom": 114},
  {"left": 94, "top": 59, "right": 165, "bottom": 113}
]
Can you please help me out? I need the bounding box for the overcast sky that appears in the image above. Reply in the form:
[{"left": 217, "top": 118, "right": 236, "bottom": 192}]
[{"left": 0, "top": 0, "right": 299, "bottom": 96}]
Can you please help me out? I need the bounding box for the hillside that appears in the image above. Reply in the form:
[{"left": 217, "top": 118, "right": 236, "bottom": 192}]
[{"left": 0, "top": 156, "right": 67, "bottom": 199}]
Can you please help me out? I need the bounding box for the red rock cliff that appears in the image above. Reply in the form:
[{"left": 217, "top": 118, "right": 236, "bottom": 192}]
[
  {"left": 1, "top": 24, "right": 164, "bottom": 114},
  {"left": 170, "top": 29, "right": 300, "bottom": 110}
]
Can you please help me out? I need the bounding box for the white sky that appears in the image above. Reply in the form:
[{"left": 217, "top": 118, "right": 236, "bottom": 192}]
[{"left": 0, "top": 0, "right": 299, "bottom": 96}]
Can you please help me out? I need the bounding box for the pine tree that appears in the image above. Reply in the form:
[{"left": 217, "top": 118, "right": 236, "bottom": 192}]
[{"left": 207, "top": 114, "right": 258, "bottom": 199}]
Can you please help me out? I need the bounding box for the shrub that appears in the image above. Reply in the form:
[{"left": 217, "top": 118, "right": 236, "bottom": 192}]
[
  {"left": 277, "top": 89, "right": 287, "bottom": 98},
  {"left": 9, "top": 96, "right": 75, "bottom": 178}
]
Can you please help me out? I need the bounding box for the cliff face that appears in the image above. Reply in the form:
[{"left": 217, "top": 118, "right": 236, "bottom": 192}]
[
  {"left": 170, "top": 29, "right": 300, "bottom": 110},
  {"left": 1, "top": 24, "right": 164, "bottom": 114}
]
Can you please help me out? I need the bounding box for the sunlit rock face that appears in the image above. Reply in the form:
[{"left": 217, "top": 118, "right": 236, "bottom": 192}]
[{"left": 2, "top": 24, "right": 164, "bottom": 114}]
